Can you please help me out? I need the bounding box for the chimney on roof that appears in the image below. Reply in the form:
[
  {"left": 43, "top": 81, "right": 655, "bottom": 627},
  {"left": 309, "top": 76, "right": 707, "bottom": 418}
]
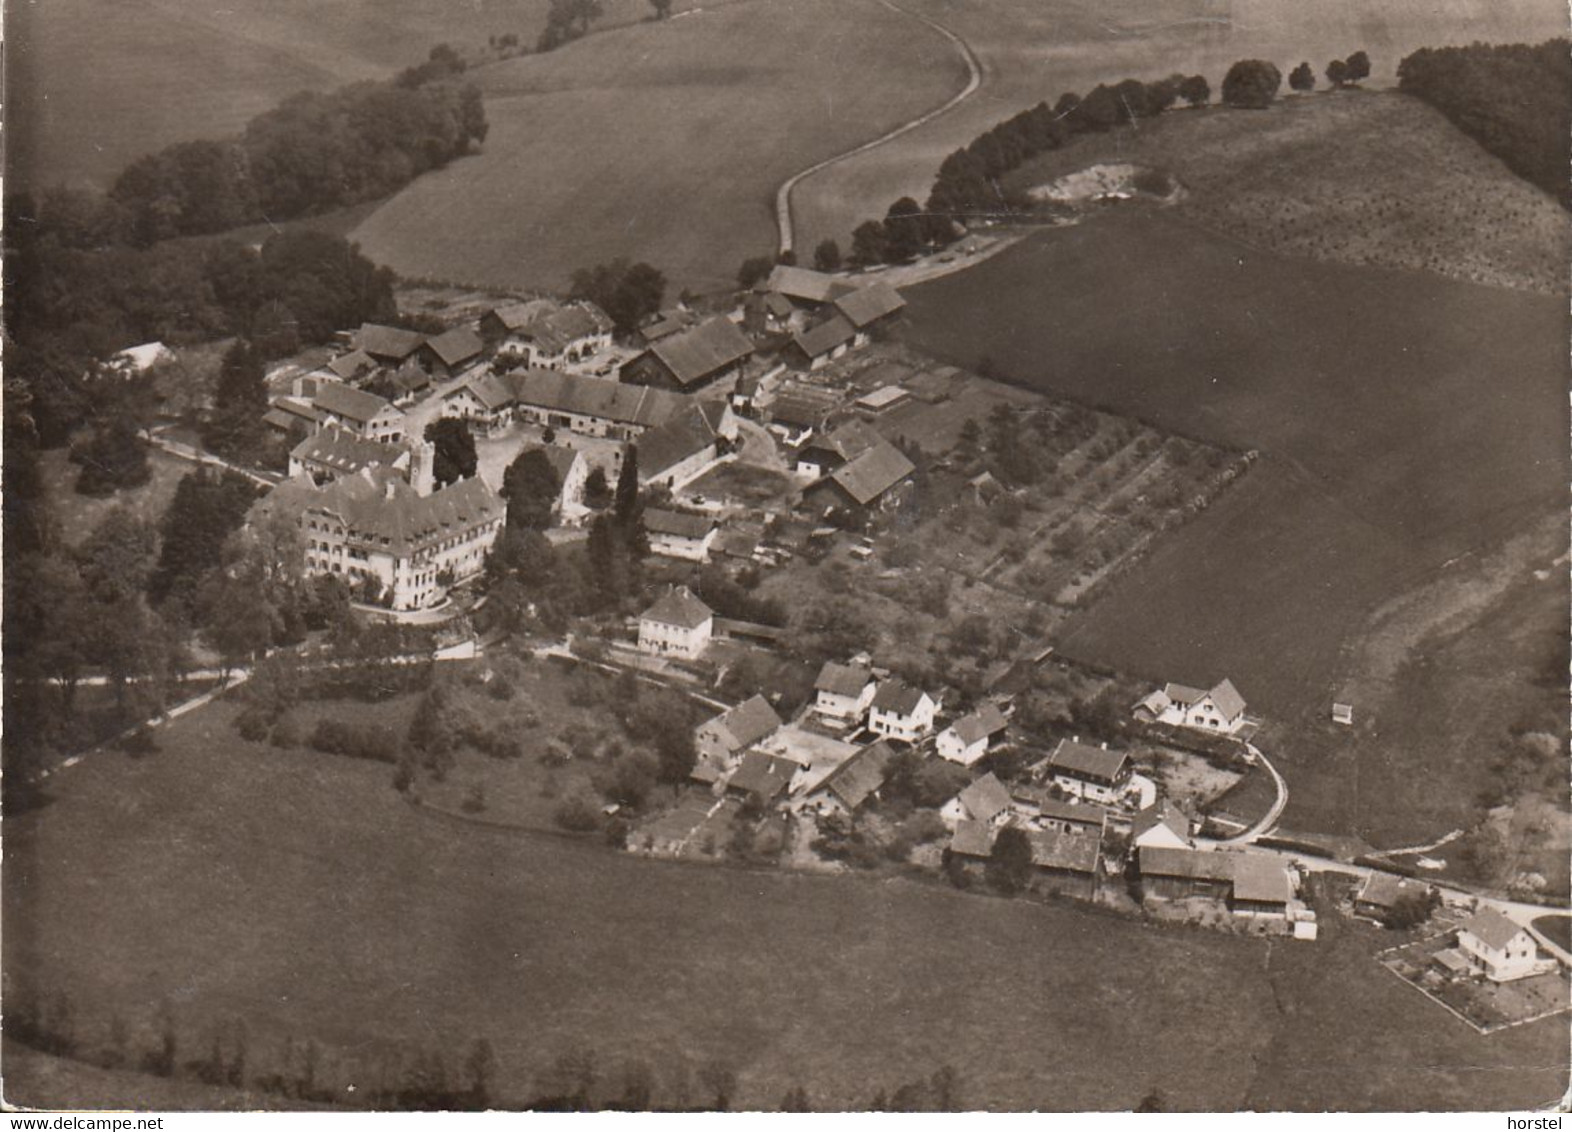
[{"left": 385, "top": 478, "right": 398, "bottom": 501}]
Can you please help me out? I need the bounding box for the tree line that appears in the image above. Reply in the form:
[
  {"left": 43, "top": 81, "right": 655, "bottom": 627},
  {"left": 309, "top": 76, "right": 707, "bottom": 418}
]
[
  {"left": 1397, "top": 39, "right": 1572, "bottom": 209},
  {"left": 109, "top": 59, "right": 487, "bottom": 245},
  {"left": 841, "top": 54, "right": 1372, "bottom": 267}
]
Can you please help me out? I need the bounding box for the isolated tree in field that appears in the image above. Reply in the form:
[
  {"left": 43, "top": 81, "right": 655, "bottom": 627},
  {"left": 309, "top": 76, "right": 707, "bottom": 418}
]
[
  {"left": 1326, "top": 58, "right": 1350, "bottom": 87},
  {"left": 1077, "top": 84, "right": 1124, "bottom": 130},
  {"left": 203, "top": 338, "right": 268, "bottom": 458},
  {"left": 1289, "top": 61, "right": 1316, "bottom": 92},
  {"left": 812, "top": 238, "right": 842, "bottom": 272},
  {"left": 501, "top": 446, "right": 562, "bottom": 531},
  {"left": 1221, "top": 59, "right": 1282, "bottom": 108},
  {"left": 1345, "top": 50, "right": 1371, "bottom": 84},
  {"left": 849, "top": 220, "right": 889, "bottom": 267},
  {"left": 1178, "top": 73, "right": 1211, "bottom": 107},
  {"left": 424, "top": 418, "right": 477, "bottom": 487},
  {"left": 986, "top": 825, "right": 1033, "bottom": 894},
  {"left": 736, "top": 255, "right": 774, "bottom": 290}
]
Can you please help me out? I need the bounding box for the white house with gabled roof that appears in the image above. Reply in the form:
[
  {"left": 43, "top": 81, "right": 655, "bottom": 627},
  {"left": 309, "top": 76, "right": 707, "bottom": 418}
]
[
  {"left": 637, "top": 586, "right": 714, "bottom": 660},
  {"left": 813, "top": 661, "right": 876, "bottom": 723},
  {"left": 1135, "top": 678, "right": 1248, "bottom": 735},
  {"left": 867, "top": 678, "right": 937, "bottom": 743},
  {"left": 1455, "top": 910, "right": 1543, "bottom": 983}
]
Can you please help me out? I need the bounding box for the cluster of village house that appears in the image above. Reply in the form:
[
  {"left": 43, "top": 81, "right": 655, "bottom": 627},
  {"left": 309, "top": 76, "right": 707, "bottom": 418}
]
[
  {"left": 121, "top": 258, "right": 1556, "bottom": 972},
  {"left": 245, "top": 266, "right": 911, "bottom": 611}
]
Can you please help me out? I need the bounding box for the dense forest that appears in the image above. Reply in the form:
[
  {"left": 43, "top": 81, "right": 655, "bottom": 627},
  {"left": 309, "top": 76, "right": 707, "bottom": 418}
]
[
  {"left": 1397, "top": 39, "right": 1572, "bottom": 209},
  {"left": 111, "top": 51, "right": 487, "bottom": 244}
]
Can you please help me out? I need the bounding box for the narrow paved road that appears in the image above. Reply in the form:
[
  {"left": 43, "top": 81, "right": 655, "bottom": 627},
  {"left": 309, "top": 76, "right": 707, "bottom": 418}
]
[
  {"left": 1224, "top": 739, "right": 1288, "bottom": 844},
  {"left": 774, "top": 0, "right": 984, "bottom": 255}
]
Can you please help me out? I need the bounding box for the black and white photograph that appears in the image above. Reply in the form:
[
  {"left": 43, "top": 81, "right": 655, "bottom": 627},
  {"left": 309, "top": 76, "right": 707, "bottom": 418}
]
[{"left": 2, "top": 0, "right": 1570, "bottom": 1115}]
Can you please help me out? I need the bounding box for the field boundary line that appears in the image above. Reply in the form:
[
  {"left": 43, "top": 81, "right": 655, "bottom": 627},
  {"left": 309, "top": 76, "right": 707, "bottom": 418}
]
[{"left": 774, "top": 0, "right": 983, "bottom": 254}]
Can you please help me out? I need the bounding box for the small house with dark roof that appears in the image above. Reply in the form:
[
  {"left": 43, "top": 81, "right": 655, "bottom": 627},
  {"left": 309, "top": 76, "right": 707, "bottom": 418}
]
[
  {"left": 1045, "top": 739, "right": 1133, "bottom": 805},
  {"left": 637, "top": 586, "right": 714, "bottom": 660},
  {"left": 1136, "top": 678, "right": 1248, "bottom": 735},
  {"left": 621, "top": 316, "right": 755, "bottom": 392},
  {"left": 1353, "top": 872, "right": 1433, "bottom": 922},
  {"left": 644, "top": 507, "right": 719, "bottom": 562},
  {"left": 793, "top": 418, "right": 882, "bottom": 479},
  {"left": 1015, "top": 792, "right": 1109, "bottom": 837},
  {"left": 725, "top": 750, "right": 798, "bottom": 807},
  {"left": 313, "top": 382, "right": 407, "bottom": 444},
  {"left": 765, "top": 264, "right": 848, "bottom": 309},
  {"left": 813, "top": 661, "right": 876, "bottom": 723},
  {"left": 264, "top": 396, "right": 321, "bottom": 437},
  {"left": 867, "top": 678, "right": 937, "bottom": 743},
  {"left": 697, "top": 694, "right": 784, "bottom": 768},
  {"left": 1456, "top": 910, "right": 1541, "bottom": 982},
  {"left": 802, "top": 438, "right": 915, "bottom": 519},
  {"left": 802, "top": 740, "right": 897, "bottom": 818},
  {"left": 480, "top": 300, "right": 613, "bottom": 366},
  {"left": 325, "top": 349, "right": 376, "bottom": 383},
  {"left": 940, "top": 771, "right": 1014, "bottom": 832},
  {"left": 532, "top": 444, "right": 589, "bottom": 523},
  {"left": 1027, "top": 827, "right": 1102, "bottom": 900},
  {"left": 1228, "top": 854, "right": 1295, "bottom": 917},
  {"left": 936, "top": 703, "right": 1009, "bottom": 766}
]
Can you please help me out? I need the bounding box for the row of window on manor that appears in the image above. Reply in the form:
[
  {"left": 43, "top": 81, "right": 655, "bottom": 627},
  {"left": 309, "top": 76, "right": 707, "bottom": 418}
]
[
  {"left": 306, "top": 556, "right": 447, "bottom": 592},
  {"left": 305, "top": 516, "right": 496, "bottom": 557}
]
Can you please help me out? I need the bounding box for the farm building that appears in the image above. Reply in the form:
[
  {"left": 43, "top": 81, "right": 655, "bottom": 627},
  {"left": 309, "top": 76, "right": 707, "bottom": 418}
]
[
  {"left": 637, "top": 586, "right": 714, "bottom": 660},
  {"left": 1136, "top": 846, "right": 1234, "bottom": 901},
  {"left": 424, "top": 325, "right": 486, "bottom": 380},
  {"left": 644, "top": 507, "right": 719, "bottom": 561},
  {"left": 1044, "top": 739, "right": 1132, "bottom": 805},
  {"left": 769, "top": 388, "right": 836, "bottom": 446},
  {"left": 802, "top": 439, "right": 916, "bottom": 518},
  {"left": 1027, "top": 828, "right": 1102, "bottom": 900},
  {"left": 637, "top": 402, "right": 738, "bottom": 489},
  {"left": 480, "top": 300, "right": 613, "bottom": 367},
  {"left": 696, "top": 694, "right": 784, "bottom": 769},
  {"left": 621, "top": 316, "right": 755, "bottom": 392},
  {"left": 831, "top": 281, "right": 905, "bottom": 338},
  {"left": 1229, "top": 854, "right": 1295, "bottom": 918},
  {"left": 801, "top": 740, "right": 897, "bottom": 818},
  {"left": 1131, "top": 799, "right": 1195, "bottom": 851},
  {"left": 353, "top": 323, "right": 428, "bottom": 368},
  {"left": 792, "top": 418, "right": 883, "bottom": 479},
  {"left": 947, "top": 819, "right": 997, "bottom": 861},
  {"left": 1454, "top": 910, "right": 1543, "bottom": 982},
  {"left": 867, "top": 678, "right": 937, "bottom": 743},
  {"left": 534, "top": 444, "right": 589, "bottom": 523},
  {"left": 323, "top": 349, "right": 376, "bottom": 383},
  {"left": 936, "top": 703, "right": 1009, "bottom": 766},
  {"left": 256, "top": 467, "right": 503, "bottom": 612},
  {"left": 511, "top": 369, "right": 686, "bottom": 441},
  {"left": 1353, "top": 873, "right": 1434, "bottom": 921},
  {"left": 742, "top": 285, "right": 802, "bottom": 336},
  {"left": 855, "top": 385, "right": 911, "bottom": 414},
  {"left": 813, "top": 661, "right": 877, "bottom": 723},
  {"left": 765, "top": 264, "right": 847, "bottom": 311},
  {"left": 1013, "top": 792, "right": 1109, "bottom": 837},
  {"left": 789, "top": 314, "right": 858, "bottom": 370},
  {"left": 313, "top": 383, "right": 407, "bottom": 444},
  {"left": 264, "top": 396, "right": 321, "bottom": 437},
  {"left": 1135, "top": 678, "right": 1249, "bottom": 735},
  {"left": 940, "top": 772, "right": 1014, "bottom": 832},
  {"left": 639, "top": 308, "right": 699, "bottom": 344}
]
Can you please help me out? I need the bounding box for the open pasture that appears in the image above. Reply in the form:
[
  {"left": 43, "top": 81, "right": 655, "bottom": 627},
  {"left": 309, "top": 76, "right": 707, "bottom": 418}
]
[
  {"left": 789, "top": 0, "right": 1568, "bottom": 254},
  {"left": 7, "top": 0, "right": 709, "bottom": 193},
  {"left": 6, "top": 693, "right": 1565, "bottom": 1111},
  {"left": 901, "top": 207, "right": 1564, "bottom": 707},
  {"left": 349, "top": 0, "right": 966, "bottom": 294},
  {"left": 1002, "top": 92, "right": 1571, "bottom": 294}
]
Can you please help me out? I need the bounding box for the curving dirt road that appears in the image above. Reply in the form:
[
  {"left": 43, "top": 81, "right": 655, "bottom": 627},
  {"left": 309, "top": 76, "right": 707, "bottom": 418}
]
[{"left": 774, "top": 0, "right": 984, "bottom": 256}]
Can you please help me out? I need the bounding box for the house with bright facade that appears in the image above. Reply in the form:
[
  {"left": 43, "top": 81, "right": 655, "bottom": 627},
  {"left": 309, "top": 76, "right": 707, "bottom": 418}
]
[
  {"left": 1135, "top": 678, "right": 1248, "bottom": 735},
  {"left": 637, "top": 586, "right": 714, "bottom": 660},
  {"left": 936, "top": 703, "right": 1008, "bottom": 766},
  {"left": 1455, "top": 909, "right": 1542, "bottom": 982},
  {"left": 867, "top": 679, "right": 937, "bottom": 743},
  {"left": 1044, "top": 739, "right": 1132, "bottom": 805},
  {"left": 812, "top": 661, "right": 876, "bottom": 723}
]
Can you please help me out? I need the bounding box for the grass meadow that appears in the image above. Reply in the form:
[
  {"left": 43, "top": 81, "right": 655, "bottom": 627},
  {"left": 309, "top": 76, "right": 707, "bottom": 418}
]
[
  {"left": 347, "top": 0, "right": 966, "bottom": 293},
  {"left": 6, "top": 0, "right": 714, "bottom": 193},
  {"left": 901, "top": 208, "right": 1566, "bottom": 846},
  {"left": 789, "top": 0, "right": 1568, "bottom": 254},
  {"left": 6, "top": 694, "right": 1565, "bottom": 1111}
]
